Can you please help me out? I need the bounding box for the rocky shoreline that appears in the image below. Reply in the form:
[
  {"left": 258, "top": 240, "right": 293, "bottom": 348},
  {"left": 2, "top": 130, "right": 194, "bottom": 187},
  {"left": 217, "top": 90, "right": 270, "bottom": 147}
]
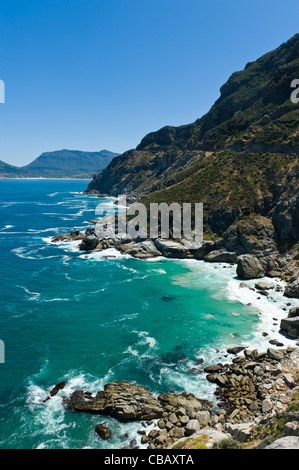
[
  {"left": 45, "top": 343, "right": 299, "bottom": 449},
  {"left": 48, "top": 214, "right": 299, "bottom": 449},
  {"left": 51, "top": 213, "right": 299, "bottom": 301}
]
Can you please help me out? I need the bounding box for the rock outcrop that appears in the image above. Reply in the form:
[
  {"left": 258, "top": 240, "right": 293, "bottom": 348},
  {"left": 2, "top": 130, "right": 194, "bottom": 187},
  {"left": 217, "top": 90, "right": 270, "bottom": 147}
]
[{"left": 66, "top": 381, "right": 163, "bottom": 421}]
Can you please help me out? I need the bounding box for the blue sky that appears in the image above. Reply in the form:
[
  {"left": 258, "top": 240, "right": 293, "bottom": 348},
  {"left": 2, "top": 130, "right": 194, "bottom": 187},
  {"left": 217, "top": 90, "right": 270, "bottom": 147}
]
[{"left": 0, "top": 0, "right": 298, "bottom": 166}]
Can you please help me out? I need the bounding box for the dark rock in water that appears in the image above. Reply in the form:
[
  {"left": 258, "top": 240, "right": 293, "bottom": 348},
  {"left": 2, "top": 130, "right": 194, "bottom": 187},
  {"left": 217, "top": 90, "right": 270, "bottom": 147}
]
[
  {"left": 280, "top": 316, "right": 299, "bottom": 339},
  {"left": 187, "top": 368, "right": 202, "bottom": 375},
  {"left": 70, "top": 230, "right": 80, "bottom": 237},
  {"left": 65, "top": 390, "right": 85, "bottom": 409},
  {"left": 206, "top": 373, "right": 227, "bottom": 387},
  {"left": 66, "top": 381, "right": 163, "bottom": 421},
  {"left": 227, "top": 347, "right": 246, "bottom": 355},
  {"left": 50, "top": 381, "right": 66, "bottom": 397},
  {"left": 95, "top": 423, "right": 112, "bottom": 440},
  {"left": 161, "top": 296, "right": 175, "bottom": 302},
  {"left": 288, "top": 307, "right": 299, "bottom": 318},
  {"left": 257, "top": 290, "right": 269, "bottom": 297},
  {"left": 203, "top": 364, "right": 223, "bottom": 373},
  {"left": 79, "top": 237, "right": 99, "bottom": 251},
  {"left": 255, "top": 281, "right": 274, "bottom": 290},
  {"left": 269, "top": 339, "right": 284, "bottom": 347},
  {"left": 129, "top": 439, "right": 137, "bottom": 448}
]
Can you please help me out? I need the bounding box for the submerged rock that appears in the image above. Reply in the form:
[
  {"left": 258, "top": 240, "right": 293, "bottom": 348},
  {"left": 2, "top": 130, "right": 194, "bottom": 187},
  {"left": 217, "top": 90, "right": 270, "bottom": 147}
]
[
  {"left": 50, "top": 381, "right": 66, "bottom": 397},
  {"left": 95, "top": 423, "right": 112, "bottom": 440}
]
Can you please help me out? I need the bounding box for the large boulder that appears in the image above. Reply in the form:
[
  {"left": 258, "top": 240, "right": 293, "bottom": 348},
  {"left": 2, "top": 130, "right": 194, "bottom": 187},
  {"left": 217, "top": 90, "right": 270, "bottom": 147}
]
[
  {"left": 255, "top": 281, "right": 274, "bottom": 290},
  {"left": 204, "top": 250, "right": 237, "bottom": 263},
  {"left": 280, "top": 317, "right": 299, "bottom": 339},
  {"left": 225, "top": 422, "right": 255, "bottom": 442},
  {"left": 168, "top": 427, "right": 231, "bottom": 449},
  {"left": 66, "top": 381, "right": 163, "bottom": 421},
  {"left": 288, "top": 307, "right": 299, "bottom": 318},
  {"left": 95, "top": 423, "right": 112, "bottom": 440},
  {"left": 119, "top": 240, "right": 162, "bottom": 259},
  {"left": 185, "top": 240, "right": 215, "bottom": 260},
  {"left": 79, "top": 236, "right": 100, "bottom": 251},
  {"left": 236, "top": 254, "right": 266, "bottom": 279},
  {"left": 265, "top": 436, "right": 299, "bottom": 449},
  {"left": 284, "top": 277, "right": 299, "bottom": 299},
  {"left": 154, "top": 239, "right": 190, "bottom": 259}
]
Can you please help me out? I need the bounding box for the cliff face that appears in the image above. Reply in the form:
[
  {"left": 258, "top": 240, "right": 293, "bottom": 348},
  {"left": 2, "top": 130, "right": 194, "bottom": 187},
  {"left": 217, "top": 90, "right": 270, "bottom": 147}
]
[{"left": 86, "top": 34, "right": 299, "bottom": 251}]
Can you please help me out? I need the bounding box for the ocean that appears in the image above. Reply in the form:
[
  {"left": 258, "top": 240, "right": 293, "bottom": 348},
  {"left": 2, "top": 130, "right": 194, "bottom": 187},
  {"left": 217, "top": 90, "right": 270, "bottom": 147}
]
[{"left": 0, "top": 179, "right": 297, "bottom": 449}]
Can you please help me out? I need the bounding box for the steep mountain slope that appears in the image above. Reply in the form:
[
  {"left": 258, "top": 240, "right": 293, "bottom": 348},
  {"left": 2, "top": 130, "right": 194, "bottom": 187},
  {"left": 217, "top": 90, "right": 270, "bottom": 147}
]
[{"left": 85, "top": 34, "right": 299, "bottom": 250}]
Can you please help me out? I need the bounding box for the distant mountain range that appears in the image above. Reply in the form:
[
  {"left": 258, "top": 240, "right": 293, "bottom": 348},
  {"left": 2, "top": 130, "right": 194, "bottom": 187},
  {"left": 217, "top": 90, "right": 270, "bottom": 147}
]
[{"left": 0, "top": 149, "right": 119, "bottom": 179}]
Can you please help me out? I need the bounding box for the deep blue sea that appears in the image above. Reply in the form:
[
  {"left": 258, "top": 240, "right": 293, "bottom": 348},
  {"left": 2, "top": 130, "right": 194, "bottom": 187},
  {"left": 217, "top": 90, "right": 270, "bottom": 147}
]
[{"left": 0, "top": 179, "right": 297, "bottom": 449}]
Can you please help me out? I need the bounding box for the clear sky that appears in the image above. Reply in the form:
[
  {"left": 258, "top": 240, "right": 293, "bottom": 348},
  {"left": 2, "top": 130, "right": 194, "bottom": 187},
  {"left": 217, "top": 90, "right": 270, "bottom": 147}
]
[{"left": 0, "top": 0, "right": 298, "bottom": 166}]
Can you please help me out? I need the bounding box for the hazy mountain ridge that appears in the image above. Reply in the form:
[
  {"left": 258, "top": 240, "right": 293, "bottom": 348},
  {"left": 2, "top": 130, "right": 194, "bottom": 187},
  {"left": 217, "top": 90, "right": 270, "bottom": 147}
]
[{"left": 0, "top": 149, "right": 119, "bottom": 178}]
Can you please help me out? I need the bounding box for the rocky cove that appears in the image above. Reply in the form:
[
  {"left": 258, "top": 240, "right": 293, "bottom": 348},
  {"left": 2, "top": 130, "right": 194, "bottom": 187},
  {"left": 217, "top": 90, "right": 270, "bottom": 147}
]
[{"left": 48, "top": 212, "right": 299, "bottom": 449}]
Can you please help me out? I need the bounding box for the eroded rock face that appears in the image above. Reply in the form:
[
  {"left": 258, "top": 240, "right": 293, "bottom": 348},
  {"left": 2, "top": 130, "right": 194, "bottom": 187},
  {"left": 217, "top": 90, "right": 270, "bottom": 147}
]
[{"left": 66, "top": 381, "right": 163, "bottom": 421}]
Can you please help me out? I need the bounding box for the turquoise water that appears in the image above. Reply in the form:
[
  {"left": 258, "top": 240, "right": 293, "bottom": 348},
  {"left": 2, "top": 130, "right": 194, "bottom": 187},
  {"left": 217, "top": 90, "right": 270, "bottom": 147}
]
[{"left": 0, "top": 179, "right": 293, "bottom": 449}]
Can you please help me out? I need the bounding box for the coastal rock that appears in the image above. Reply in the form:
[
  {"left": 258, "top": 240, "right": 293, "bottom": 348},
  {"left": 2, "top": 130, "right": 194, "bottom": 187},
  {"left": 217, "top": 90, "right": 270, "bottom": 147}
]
[
  {"left": 267, "top": 348, "right": 284, "bottom": 361},
  {"left": 66, "top": 381, "right": 163, "bottom": 421},
  {"left": 280, "top": 317, "right": 299, "bottom": 339},
  {"left": 50, "top": 381, "right": 66, "bottom": 397},
  {"left": 288, "top": 307, "right": 299, "bottom": 318},
  {"left": 204, "top": 250, "right": 237, "bottom": 264},
  {"left": 95, "top": 423, "right": 112, "bottom": 440},
  {"left": 154, "top": 239, "right": 189, "bottom": 259},
  {"left": 236, "top": 255, "right": 266, "bottom": 280},
  {"left": 284, "top": 422, "right": 299, "bottom": 436},
  {"left": 227, "top": 347, "right": 246, "bottom": 355},
  {"left": 262, "top": 398, "right": 273, "bottom": 413},
  {"left": 168, "top": 427, "right": 231, "bottom": 449},
  {"left": 265, "top": 436, "right": 299, "bottom": 449},
  {"left": 119, "top": 240, "right": 162, "bottom": 259},
  {"left": 185, "top": 419, "right": 200, "bottom": 436},
  {"left": 284, "top": 277, "right": 299, "bottom": 299},
  {"left": 196, "top": 411, "right": 210, "bottom": 427},
  {"left": 79, "top": 237, "right": 99, "bottom": 251},
  {"left": 158, "top": 393, "right": 212, "bottom": 413},
  {"left": 255, "top": 281, "right": 274, "bottom": 290},
  {"left": 186, "top": 241, "right": 215, "bottom": 260},
  {"left": 225, "top": 422, "right": 255, "bottom": 442}
]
